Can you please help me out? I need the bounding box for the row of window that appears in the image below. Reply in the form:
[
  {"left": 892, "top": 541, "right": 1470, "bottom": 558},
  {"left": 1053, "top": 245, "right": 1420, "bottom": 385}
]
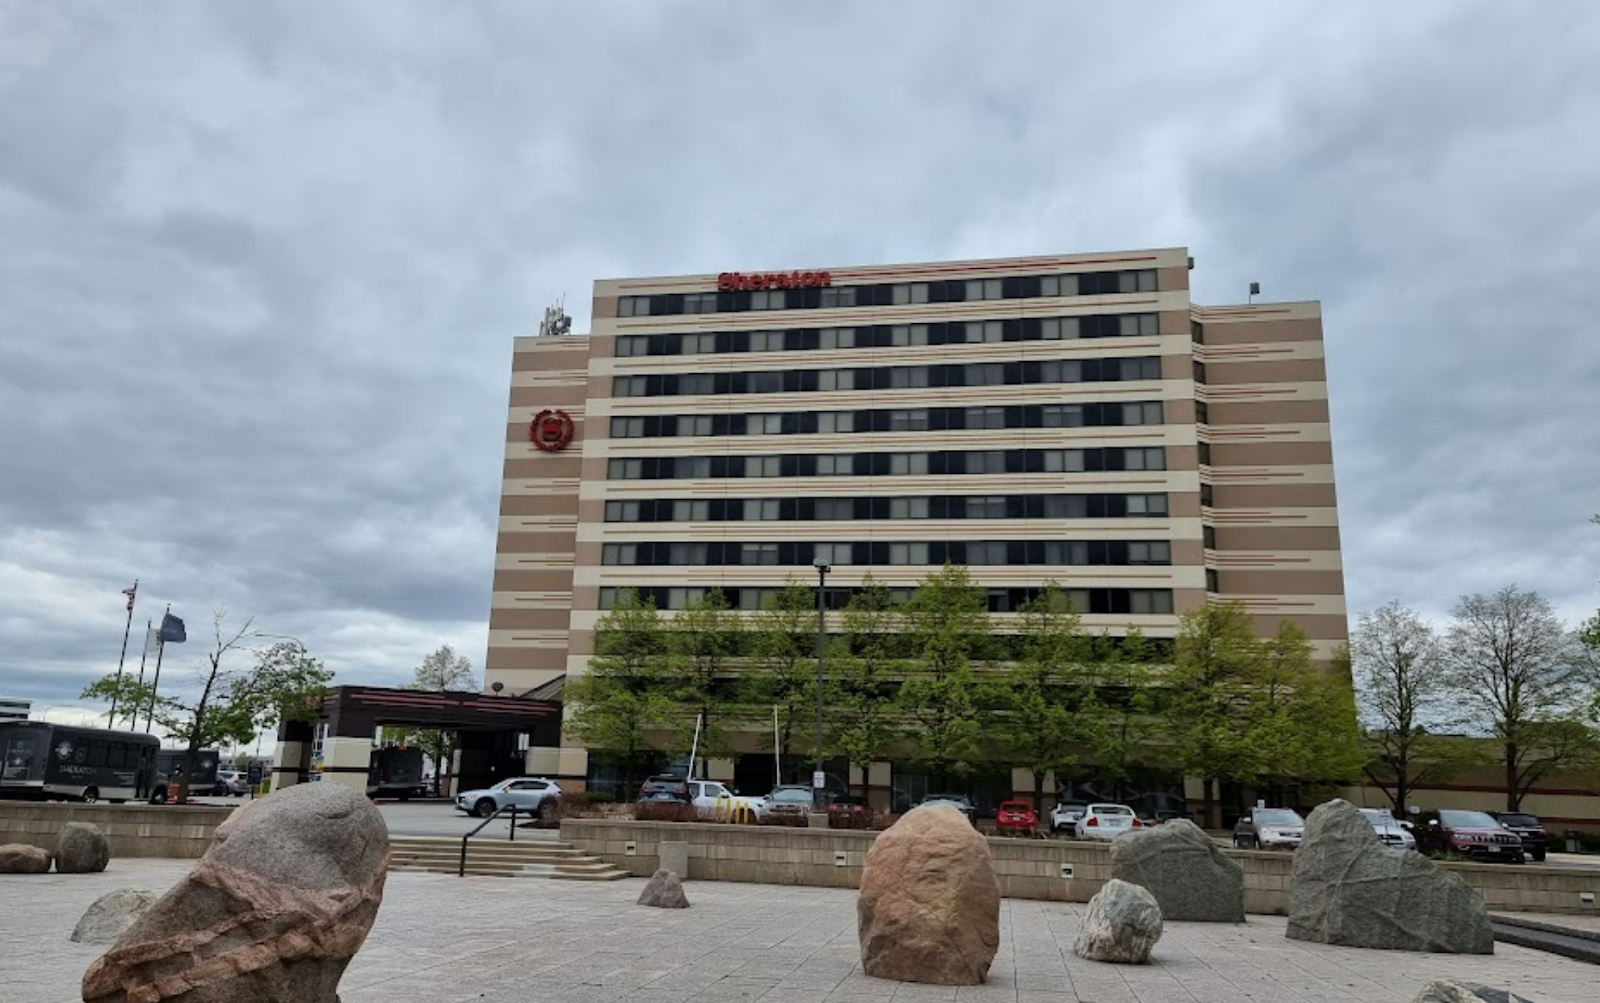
[
  {"left": 614, "top": 313, "right": 1160, "bottom": 357},
  {"left": 609, "top": 401, "right": 1166, "bottom": 440},
  {"left": 600, "top": 584, "right": 1177, "bottom": 615},
  {"left": 606, "top": 446, "right": 1168, "bottom": 481},
  {"left": 615, "top": 269, "right": 1159, "bottom": 317},
  {"left": 601, "top": 539, "right": 1173, "bottom": 568},
  {"left": 611, "top": 356, "right": 1163, "bottom": 398},
  {"left": 604, "top": 492, "right": 1171, "bottom": 523}
]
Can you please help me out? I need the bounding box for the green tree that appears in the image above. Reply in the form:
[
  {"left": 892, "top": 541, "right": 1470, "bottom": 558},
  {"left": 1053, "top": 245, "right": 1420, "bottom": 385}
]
[
  {"left": 898, "top": 565, "right": 992, "bottom": 783},
  {"left": 749, "top": 582, "right": 818, "bottom": 777},
  {"left": 565, "top": 589, "right": 673, "bottom": 800},
  {"left": 1080, "top": 628, "right": 1160, "bottom": 802},
  {"left": 82, "top": 614, "right": 332, "bottom": 801},
  {"left": 383, "top": 644, "right": 477, "bottom": 793},
  {"left": 1246, "top": 621, "right": 1364, "bottom": 800},
  {"left": 1446, "top": 586, "right": 1600, "bottom": 811},
  {"left": 1167, "top": 601, "right": 1262, "bottom": 828},
  {"left": 667, "top": 588, "right": 745, "bottom": 776},
  {"left": 831, "top": 578, "right": 903, "bottom": 796},
  {"left": 1003, "top": 584, "right": 1091, "bottom": 809}
]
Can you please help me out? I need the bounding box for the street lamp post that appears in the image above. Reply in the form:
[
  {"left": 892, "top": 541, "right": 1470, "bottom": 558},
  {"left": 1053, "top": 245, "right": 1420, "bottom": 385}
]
[{"left": 812, "top": 558, "right": 830, "bottom": 813}]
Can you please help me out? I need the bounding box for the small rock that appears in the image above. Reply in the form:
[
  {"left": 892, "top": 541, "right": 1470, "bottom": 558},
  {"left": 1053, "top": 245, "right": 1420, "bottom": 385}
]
[
  {"left": 858, "top": 804, "right": 1000, "bottom": 984},
  {"left": 1288, "top": 799, "right": 1493, "bottom": 954},
  {"left": 637, "top": 869, "right": 689, "bottom": 908},
  {"left": 1110, "top": 818, "right": 1244, "bottom": 922},
  {"left": 71, "top": 888, "right": 159, "bottom": 945},
  {"left": 0, "top": 842, "right": 51, "bottom": 873},
  {"left": 1074, "top": 878, "right": 1163, "bottom": 964},
  {"left": 82, "top": 783, "right": 388, "bottom": 1003},
  {"left": 56, "top": 821, "right": 111, "bottom": 873},
  {"left": 1410, "top": 981, "right": 1537, "bottom": 1003}
]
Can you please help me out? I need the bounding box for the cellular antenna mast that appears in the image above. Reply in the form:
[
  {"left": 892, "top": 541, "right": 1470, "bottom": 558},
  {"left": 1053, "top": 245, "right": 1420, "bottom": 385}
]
[{"left": 538, "top": 296, "right": 573, "bottom": 338}]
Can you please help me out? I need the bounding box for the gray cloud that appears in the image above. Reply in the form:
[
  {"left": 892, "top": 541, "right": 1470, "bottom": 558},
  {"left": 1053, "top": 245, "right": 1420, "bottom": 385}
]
[{"left": 1, "top": 1, "right": 1597, "bottom": 713}]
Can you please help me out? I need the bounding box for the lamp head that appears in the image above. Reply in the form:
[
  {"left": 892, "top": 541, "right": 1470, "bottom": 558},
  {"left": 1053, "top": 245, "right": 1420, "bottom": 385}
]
[{"left": 812, "top": 558, "right": 831, "bottom": 572}]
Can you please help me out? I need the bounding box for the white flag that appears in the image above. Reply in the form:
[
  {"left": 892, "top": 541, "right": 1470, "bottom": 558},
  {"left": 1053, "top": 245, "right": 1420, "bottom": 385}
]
[{"left": 144, "top": 626, "right": 162, "bottom": 656}]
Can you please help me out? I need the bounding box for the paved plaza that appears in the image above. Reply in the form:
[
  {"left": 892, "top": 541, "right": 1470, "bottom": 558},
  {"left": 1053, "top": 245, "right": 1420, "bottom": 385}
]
[{"left": 4, "top": 858, "right": 1596, "bottom": 1003}]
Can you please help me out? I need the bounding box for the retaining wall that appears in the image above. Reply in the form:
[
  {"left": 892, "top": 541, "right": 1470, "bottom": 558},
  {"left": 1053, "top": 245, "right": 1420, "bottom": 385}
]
[
  {"left": 559, "top": 818, "right": 1600, "bottom": 916},
  {"left": 0, "top": 801, "right": 234, "bottom": 859}
]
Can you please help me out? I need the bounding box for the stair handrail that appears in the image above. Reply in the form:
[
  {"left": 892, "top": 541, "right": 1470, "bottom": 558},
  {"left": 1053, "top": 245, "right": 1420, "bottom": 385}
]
[{"left": 458, "top": 804, "right": 523, "bottom": 877}]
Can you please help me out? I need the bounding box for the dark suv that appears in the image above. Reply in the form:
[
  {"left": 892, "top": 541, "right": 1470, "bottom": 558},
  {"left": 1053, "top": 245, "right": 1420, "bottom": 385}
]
[
  {"left": 1414, "top": 809, "right": 1526, "bottom": 863},
  {"left": 1492, "top": 812, "right": 1549, "bottom": 862},
  {"left": 635, "top": 776, "right": 690, "bottom": 803}
]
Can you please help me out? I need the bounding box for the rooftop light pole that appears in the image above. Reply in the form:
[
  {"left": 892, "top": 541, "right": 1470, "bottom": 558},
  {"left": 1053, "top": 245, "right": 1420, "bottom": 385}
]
[{"left": 812, "top": 557, "right": 830, "bottom": 813}]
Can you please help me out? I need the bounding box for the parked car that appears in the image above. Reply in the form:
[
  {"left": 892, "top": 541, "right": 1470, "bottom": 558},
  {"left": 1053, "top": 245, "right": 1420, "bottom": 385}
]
[
  {"left": 1492, "top": 812, "right": 1549, "bottom": 862},
  {"left": 1050, "top": 801, "right": 1088, "bottom": 833},
  {"left": 828, "top": 795, "right": 874, "bottom": 829},
  {"left": 995, "top": 800, "right": 1038, "bottom": 835},
  {"left": 1414, "top": 809, "right": 1526, "bottom": 864},
  {"left": 455, "top": 777, "right": 562, "bottom": 818},
  {"left": 636, "top": 775, "right": 691, "bottom": 803},
  {"left": 766, "top": 784, "right": 818, "bottom": 819},
  {"left": 1232, "top": 808, "right": 1305, "bottom": 850},
  {"left": 1357, "top": 807, "right": 1416, "bottom": 850},
  {"left": 1074, "top": 803, "right": 1141, "bottom": 840},
  {"left": 210, "top": 770, "right": 249, "bottom": 797},
  {"left": 685, "top": 779, "right": 769, "bottom": 821},
  {"left": 918, "top": 793, "right": 978, "bottom": 824}
]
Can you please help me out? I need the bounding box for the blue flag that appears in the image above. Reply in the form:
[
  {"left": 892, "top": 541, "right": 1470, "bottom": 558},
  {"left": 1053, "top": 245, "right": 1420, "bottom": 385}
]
[{"left": 159, "top": 612, "right": 187, "bottom": 644}]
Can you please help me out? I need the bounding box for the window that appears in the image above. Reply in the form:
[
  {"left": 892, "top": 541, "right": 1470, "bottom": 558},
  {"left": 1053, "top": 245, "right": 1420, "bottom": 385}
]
[
  {"left": 966, "top": 496, "right": 1008, "bottom": 518},
  {"left": 891, "top": 283, "right": 930, "bottom": 305},
  {"left": 1123, "top": 447, "right": 1167, "bottom": 471},
  {"left": 1127, "top": 541, "right": 1171, "bottom": 565},
  {"left": 820, "top": 327, "right": 855, "bottom": 350},
  {"left": 605, "top": 500, "right": 640, "bottom": 522},
  {"left": 745, "top": 455, "right": 781, "bottom": 477},
  {"left": 818, "top": 411, "right": 854, "bottom": 433},
  {"left": 673, "top": 500, "right": 710, "bottom": 521},
  {"left": 1203, "top": 525, "right": 1217, "bottom": 549},
  {"left": 1205, "top": 569, "right": 1219, "bottom": 593},
  {"left": 683, "top": 292, "right": 719, "bottom": 314},
  {"left": 889, "top": 542, "right": 929, "bottom": 565},
  {"left": 1040, "top": 317, "right": 1081, "bottom": 340},
  {"left": 682, "top": 333, "right": 716, "bottom": 354},
  {"left": 741, "top": 543, "right": 779, "bottom": 566},
  {"left": 1042, "top": 495, "right": 1087, "bottom": 517},
  {"left": 613, "top": 376, "right": 648, "bottom": 397},
  {"left": 1191, "top": 321, "right": 1205, "bottom": 343},
  {"left": 88, "top": 741, "right": 107, "bottom": 767},
  {"left": 1122, "top": 402, "right": 1163, "bottom": 426},
  {"left": 890, "top": 367, "right": 931, "bottom": 389},
  {"left": 1042, "top": 404, "right": 1085, "bottom": 428},
  {"left": 679, "top": 415, "right": 713, "bottom": 437},
  {"left": 964, "top": 363, "right": 1004, "bottom": 387},
  {"left": 608, "top": 458, "right": 643, "bottom": 479},
  {"left": 890, "top": 409, "right": 930, "bottom": 432},
  {"left": 745, "top": 499, "right": 780, "bottom": 521},
  {"left": 677, "top": 456, "right": 712, "bottom": 478},
  {"left": 965, "top": 278, "right": 1003, "bottom": 301},
  {"left": 747, "top": 371, "right": 783, "bottom": 393},
  {"left": 1198, "top": 441, "right": 1212, "bottom": 466},
  {"left": 601, "top": 543, "right": 637, "bottom": 565},
  {"left": 617, "top": 296, "right": 650, "bottom": 317},
  {"left": 679, "top": 373, "right": 715, "bottom": 395},
  {"left": 1121, "top": 357, "right": 1162, "bottom": 380},
  {"left": 1116, "top": 270, "right": 1158, "bottom": 294},
  {"left": 965, "top": 406, "right": 1005, "bottom": 429},
  {"left": 1044, "top": 450, "right": 1086, "bottom": 473},
  {"left": 965, "top": 451, "right": 1006, "bottom": 474},
  {"left": 599, "top": 587, "right": 617, "bottom": 609},
  {"left": 820, "top": 287, "right": 857, "bottom": 308},
  {"left": 1200, "top": 483, "right": 1215, "bottom": 507},
  {"left": 814, "top": 542, "right": 852, "bottom": 566},
  {"left": 816, "top": 454, "right": 854, "bottom": 475},
  {"left": 891, "top": 496, "right": 930, "bottom": 519},
  {"left": 889, "top": 453, "right": 929, "bottom": 475},
  {"left": 615, "top": 335, "right": 649, "bottom": 357},
  {"left": 819, "top": 369, "right": 855, "bottom": 391},
  {"left": 749, "top": 413, "right": 784, "bottom": 435},
  {"left": 610, "top": 417, "right": 646, "bottom": 438},
  {"left": 966, "top": 541, "right": 1007, "bottom": 564},
  {"left": 751, "top": 289, "right": 787, "bottom": 311},
  {"left": 1119, "top": 314, "right": 1159, "bottom": 337},
  {"left": 1129, "top": 590, "right": 1175, "bottom": 614},
  {"left": 1125, "top": 494, "right": 1168, "bottom": 517},
  {"left": 1040, "top": 360, "right": 1082, "bottom": 383},
  {"left": 1043, "top": 541, "right": 1089, "bottom": 565},
  {"left": 1195, "top": 401, "right": 1209, "bottom": 424},
  {"left": 1193, "top": 361, "right": 1207, "bottom": 384},
  {"left": 1040, "top": 274, "right": 1080, "bottom": 297},
  {"left": 964, "top": 320, "right": 1004, "bottom": 344},
  {"left": 738, "top": 588, "right": 775, "bottom": 611},
  {"left": 749, "top": 330, "right": 785, "bottom": 352},
  {"left": 890, "top": 324, "right": 929, "bottom": 347}
]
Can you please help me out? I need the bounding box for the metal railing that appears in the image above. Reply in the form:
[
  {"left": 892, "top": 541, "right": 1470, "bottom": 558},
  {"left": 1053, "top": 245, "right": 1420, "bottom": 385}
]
[{"left": 458, "top": 804, "right": 528, "bottom": 877}]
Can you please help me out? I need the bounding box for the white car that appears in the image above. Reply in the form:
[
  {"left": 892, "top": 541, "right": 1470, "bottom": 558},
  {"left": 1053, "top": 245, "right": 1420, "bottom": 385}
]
[
  {"left": 687, "top": 779, "right": 769, "bottom": 821},
  {"left": 456, "top": 776, "right": 562, "bottom": 818},
  {"left": 1358, "top": 807, "right": 1417, "bottom": 850},
  {"left": 1050, "top": 802, "right": 1087, "bottom": 832},
  {"left": 1073, "top": 803, "right": 1141, "bottom": 840}
]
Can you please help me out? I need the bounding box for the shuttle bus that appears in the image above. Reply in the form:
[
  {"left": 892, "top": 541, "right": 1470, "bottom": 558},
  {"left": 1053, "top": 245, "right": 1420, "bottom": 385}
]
[{"left": 0, "top": 721, "right": 161, "bottom": 803}]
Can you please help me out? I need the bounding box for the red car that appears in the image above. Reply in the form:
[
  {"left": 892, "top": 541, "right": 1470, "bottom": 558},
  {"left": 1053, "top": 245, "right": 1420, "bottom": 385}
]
[
  {"left": 995, "top": 800, "right": 1038, "bottom": 834},
  {"left": 827, "top": 795, "right": 874, "bottom": 829}
]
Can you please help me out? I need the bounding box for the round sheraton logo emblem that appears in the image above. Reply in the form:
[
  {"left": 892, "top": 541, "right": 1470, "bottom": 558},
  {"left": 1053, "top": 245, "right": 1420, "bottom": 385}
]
[{"left": 530, "top": 409, "right": 575, "bottom": 452}]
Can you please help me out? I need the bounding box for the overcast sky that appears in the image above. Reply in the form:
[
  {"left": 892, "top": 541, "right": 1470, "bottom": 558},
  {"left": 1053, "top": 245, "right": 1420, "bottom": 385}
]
[{"left": 2, "top": 1, "right": 1597, "bottom": 720}]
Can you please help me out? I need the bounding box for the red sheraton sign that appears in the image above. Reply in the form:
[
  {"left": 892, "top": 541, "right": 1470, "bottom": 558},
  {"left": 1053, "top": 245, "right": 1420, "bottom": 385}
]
[{"left": 717, "top": 270, "right": 832, "bottom": 292}]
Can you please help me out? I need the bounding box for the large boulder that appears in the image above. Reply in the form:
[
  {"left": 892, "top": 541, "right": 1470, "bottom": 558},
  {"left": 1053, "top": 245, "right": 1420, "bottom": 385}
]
[
  {"left": 57, "top": 820, "right": 111, "bottom": 873},
  {"left": 1109, "top": 819, "right": 1244, "bottom": 922},
  {"left": 0, "top": 842, "right": 51, "bottom": 873},
  {"left": 637, "top": 869, "right": 689, "bottom": 908},
  {"left": 1410, "top": 982, "right": 1536, "bottom": 1003},
  {"left": 858, "top": 804, "right": 1000, "bottom": 985},
  {"left": 82, "top": 782, "right": 389, "bottom": 1003},
  {"left": 72, "top": 889, "right": 159, "bottom": 945},
  {"left": 1287, "top": 799, "right": 1492, "bottom": 954},
  {"left": 1074, "top": 879, "right": 1164, "bottom": 963}
]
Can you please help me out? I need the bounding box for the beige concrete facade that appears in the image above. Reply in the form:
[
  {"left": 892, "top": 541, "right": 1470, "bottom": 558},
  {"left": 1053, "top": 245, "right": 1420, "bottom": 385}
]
[{"left": 489, "top": 247, "right": 1348, "bottom": 786}]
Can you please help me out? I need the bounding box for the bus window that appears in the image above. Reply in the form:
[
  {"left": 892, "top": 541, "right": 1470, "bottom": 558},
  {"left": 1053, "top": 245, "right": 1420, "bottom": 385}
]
[
  {"left": 107, "top": 743, "right": 126, "bottom": 768},
  {"left": 89, "top": 741, "right": 108, "bottom": 767}
]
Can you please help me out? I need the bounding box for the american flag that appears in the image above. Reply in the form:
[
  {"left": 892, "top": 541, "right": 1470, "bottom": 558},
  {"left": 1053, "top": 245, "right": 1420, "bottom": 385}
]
[{"left": 122, "top": 582, "right": 137, "bottom": 612}]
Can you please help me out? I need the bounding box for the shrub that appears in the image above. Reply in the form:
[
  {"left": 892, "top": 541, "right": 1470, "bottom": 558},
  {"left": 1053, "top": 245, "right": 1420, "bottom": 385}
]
[
  {"left": 585, "top": 791, "right": 616, "bottom": 805},
  {"left": 634, "top": 801, "right": 699, "bottom": 823}
]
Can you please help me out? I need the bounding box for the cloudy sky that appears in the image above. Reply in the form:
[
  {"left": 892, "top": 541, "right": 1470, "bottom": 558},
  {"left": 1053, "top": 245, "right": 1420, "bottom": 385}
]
[{"left": 2, "top": 1, "right": 1597, "bottom": 719}]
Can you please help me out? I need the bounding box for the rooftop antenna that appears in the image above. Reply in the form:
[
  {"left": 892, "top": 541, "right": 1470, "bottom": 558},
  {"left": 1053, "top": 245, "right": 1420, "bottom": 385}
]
[
  {"left": 537, "top": 296, "right": 572, "bottom": 337},
  {"left": 1248, "top": 281, "right": 1261, "bottom": 305}
]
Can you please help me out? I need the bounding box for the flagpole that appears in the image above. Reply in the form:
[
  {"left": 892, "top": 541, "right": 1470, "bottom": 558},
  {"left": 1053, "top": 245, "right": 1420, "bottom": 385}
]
[
  {"left": 145, "top": 604, "right": 170, "bottom": 734},
  {"left": 130, "top": 619, "right": 154, "bottom": 730},
  {"left": 110, "top": 580, "right": 138, "bottom": 727}
]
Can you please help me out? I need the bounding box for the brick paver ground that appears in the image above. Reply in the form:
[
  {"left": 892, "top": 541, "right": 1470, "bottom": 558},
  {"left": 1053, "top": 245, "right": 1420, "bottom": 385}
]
[{"left": 4, "top": 860, "right": 1594, "bottom": 1003}]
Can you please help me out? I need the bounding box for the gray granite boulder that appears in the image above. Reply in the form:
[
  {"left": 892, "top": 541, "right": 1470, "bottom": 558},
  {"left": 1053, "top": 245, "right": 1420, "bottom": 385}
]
[
  {"left": 1410, "top": 982, "right": 1536, "bottom": 1003},
  {"left": 637, "top": 868, "right": 690, "bottom": 908},
  {"left": 72, "top": 888, "right": 159, "bottom": 944},
  {"left": 1288, "top": 799, "right": 1492, "bottom": 954},
  {"left": 56, "top": 820, "right": 111, "bottom": 873},
  {"left": 1074, "top": 878, "right": 1163, "bottom": 963},
  {"left": 1110, "top": 818, "right": 1244, "bottom": 922},
  {"left": 0, "top": 842, "right": 51, "bottom": 873},
  {"left": 82, "top": 782, "right": 388, "bottom": 1003}
]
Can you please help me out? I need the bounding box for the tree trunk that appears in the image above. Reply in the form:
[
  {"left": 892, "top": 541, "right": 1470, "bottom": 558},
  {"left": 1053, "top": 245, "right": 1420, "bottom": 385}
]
[
  {"left": 1505, "top": 742, "right": 1520, "bottom": 811},
  {"left": 1393, "top": 763, "right": 1409, "bottom": 818},
  {"left": 1202, "top": 777, "right": 1217, "bottom": 829}
]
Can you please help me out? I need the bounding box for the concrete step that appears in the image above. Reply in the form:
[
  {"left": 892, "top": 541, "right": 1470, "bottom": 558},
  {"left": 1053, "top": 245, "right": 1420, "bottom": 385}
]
[
  {"left": 1491, "top": 916, "right": 1600, "bottom": 965},
  {"left": 385, "top": 835, "right": 629, "bottom": 881}
]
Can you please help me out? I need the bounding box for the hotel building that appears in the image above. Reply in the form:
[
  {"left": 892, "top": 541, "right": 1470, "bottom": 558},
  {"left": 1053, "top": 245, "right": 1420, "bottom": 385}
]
[{"left": 487, "top": 246, "right": 1347, "bottom": 801}]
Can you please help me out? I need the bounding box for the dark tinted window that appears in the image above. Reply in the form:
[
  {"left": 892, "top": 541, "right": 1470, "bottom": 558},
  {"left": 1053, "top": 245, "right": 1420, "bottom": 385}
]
[
  {"left": 1497, "top": 813, "right": 1539, "bottom": 827},
  {"left": 1439, "top": 810, "right": 1500, "bottom": 828}
]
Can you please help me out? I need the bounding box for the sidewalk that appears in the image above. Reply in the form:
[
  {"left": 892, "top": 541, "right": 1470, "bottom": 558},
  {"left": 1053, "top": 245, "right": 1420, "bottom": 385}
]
[{"left": 4, "top": 859, "right": 1596, "bottom": 1003}]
